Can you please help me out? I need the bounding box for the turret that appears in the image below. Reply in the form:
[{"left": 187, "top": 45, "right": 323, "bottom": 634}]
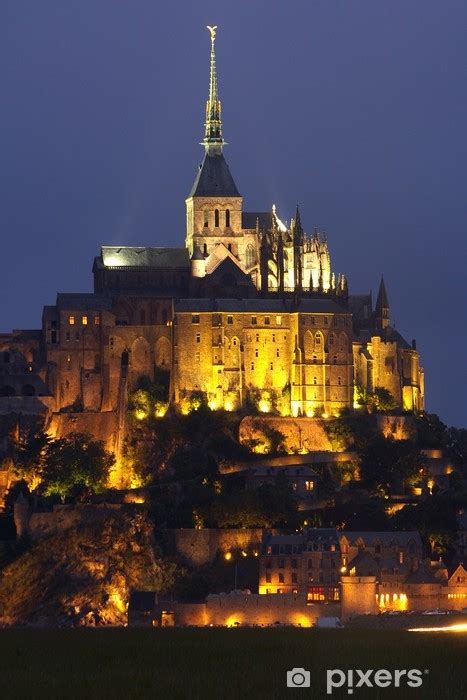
[
  {"left": 191, "top": 245, "right": 206, "bottom": 278},
  {"left": 375, "top": 276, "right": 390, "bottom": 330}
]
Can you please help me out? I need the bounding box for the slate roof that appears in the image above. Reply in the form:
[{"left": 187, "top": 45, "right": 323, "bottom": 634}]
[
  {"left": 188, "top": 152, "right": 240, "bottom": 197},
  {"left": 355, "top": 325, "right": 412, "bottom": 350},
  {"left": 340, "top": 531, "right": 422, "bottom": 548},
  {"left": 242, "top": 212, "right": 273, "bottom": 230},
  {"left": 56, "top": 294, "right": 113, "bottom": 311},
  {"left": 174, "top": 297, "right": 348, "bottom": 314},
  {"left": 305, "top": 528, "right": 340, "bottom": 547},
  {"left": 101, "top": 247, "right": 190, "bottom": 269}
]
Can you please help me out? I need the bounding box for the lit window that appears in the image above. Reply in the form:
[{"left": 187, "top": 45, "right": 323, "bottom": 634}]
[
  {"left": 69, "top": 315, "right": 75, "bottom": 325},
  {"left": 94, "top": 316, "right": 100, "bottom": 325},
  {"left": 305, "top": 480, "right": 314, "bottom": 491},
  {"left": 82, "top": 316, "right": 88, "bottom": 325},
  {"left": 276, "top": 316, "right": 282, "bottom": 325}
]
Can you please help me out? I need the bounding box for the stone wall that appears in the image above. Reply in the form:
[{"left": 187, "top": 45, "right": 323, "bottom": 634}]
[
  {"left": 174, "top": 592, "right": 327, "bottom": 627},
  {"left": 239, "top": 416, "right": 333, "bottom": 453},
  {"left": 169, "top": 528, "right": 269, "bottom": 567},
  {"left": 47, "top": 411, "right": 119, "bottom": 454}
]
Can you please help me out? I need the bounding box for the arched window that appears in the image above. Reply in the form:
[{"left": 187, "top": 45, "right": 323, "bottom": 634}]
[
  {"left": 214, "top": 209, "right": 220, "bottom": 227},
  {"left": 225, "top": 209, "right": 230, "bottom": 228},
  {"left": 204, "top": 210, "right": 209, "bottom": 228},
  {"left": 246, "top": 243, "right": 256, "bottom": 268}
]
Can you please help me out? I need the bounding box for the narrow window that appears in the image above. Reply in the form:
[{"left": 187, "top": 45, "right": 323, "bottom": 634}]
[
  {"left": 225, "top": 209, "right": 230, "bottom": 227},
  {"left": 251, "top": 316, "right": 257, "bottom": 325},
  {"left": 227, "top": 315, "right": 233, "bottom": 325},
  {"left": 276, "top": 315, "right": 282, "bottom": 325},
  {"left": 196, "top": 333, "right": 201, "bottom": 344},
  {"left": 276, "top": 348, "right": 280, "bottom": 358},
  {"left": 94, "top": 315, "right": 100, "bottom": 325},
  {"left": 251, "top": 362, "right": 254, "bottom": 370},
  {"left": 203, "top": 243, "right": 208, "bottom": 255},
  {"left": 69, "top": 315, "right": 75, "bottom": 325},
  {"left": 264, "top": 316, "right": 270, "bottom": 326},
  {"left": 204, "top": 210, "right": 209, "bottom": 228},
  {"left": 215, "top": 209, "right": 220, "bottom": 227},
  {"left": 82, "top": 315, "right": 88, "bottom": 326}
]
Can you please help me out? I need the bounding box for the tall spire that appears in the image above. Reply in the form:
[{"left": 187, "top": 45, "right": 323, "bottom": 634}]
[
  {"left": 203, "top": 26, "right": 224, "bottom": 155},
  {"left": 375, "top": 276, "right": 390, "bottom": 329}
]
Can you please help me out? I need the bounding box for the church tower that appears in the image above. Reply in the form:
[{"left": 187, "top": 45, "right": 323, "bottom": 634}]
[{"left": 185, "top": 27, "right": 243, "bottom": 261}]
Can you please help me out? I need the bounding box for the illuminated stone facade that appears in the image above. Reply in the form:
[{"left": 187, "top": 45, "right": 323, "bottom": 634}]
[{"left": 0, "top": 27, "right": 424, "bottom": 436}]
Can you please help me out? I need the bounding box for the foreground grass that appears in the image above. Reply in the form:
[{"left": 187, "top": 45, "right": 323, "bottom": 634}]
[{"left": 0, "top": 628, "right": 465, "bottom": 699}]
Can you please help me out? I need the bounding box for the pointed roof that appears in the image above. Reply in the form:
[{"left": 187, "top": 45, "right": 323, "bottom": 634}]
[
  {"left": 203, "top": 26, "right": 224, "bottom": 154},
  {"left": 188, "top": 151, "right": 240, "bottom": 197},
  {"left": 375, "top": 276, "right": 389, "bottom": 312}
]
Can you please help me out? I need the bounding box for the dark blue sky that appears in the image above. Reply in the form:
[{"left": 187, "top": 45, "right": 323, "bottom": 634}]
[{"left": 1, "top": 1, "right": 466, "bottom": 426}]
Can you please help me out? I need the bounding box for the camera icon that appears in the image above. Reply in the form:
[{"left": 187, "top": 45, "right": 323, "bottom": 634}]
[{"left": 287, "top": 668, "right": 311, "bottom": 688}]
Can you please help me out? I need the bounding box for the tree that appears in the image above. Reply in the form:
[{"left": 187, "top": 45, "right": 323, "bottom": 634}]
[
  {"left": 360, "top": 436, "right": 422, "bottom": 494},
  {"left": 40, "top": 433, "right": 114, "bottom": 500}
]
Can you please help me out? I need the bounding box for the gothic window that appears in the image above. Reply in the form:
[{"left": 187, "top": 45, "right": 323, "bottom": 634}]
[
  {"left": 225, "top": 209, "right": 230, "bottom": 228},
  {"left": 204, "top": 210, "right": 209, "bottom": 228},
  {"left": 214, "top": 209, "right": 220, "bottom": 227},
  {"left": 246, "top": 243, "right": 256, "bottom": 268}
]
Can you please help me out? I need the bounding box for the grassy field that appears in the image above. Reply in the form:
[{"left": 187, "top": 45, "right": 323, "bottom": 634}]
[{"left": 0, "top": 627, "right": 465, "bottom": 699}]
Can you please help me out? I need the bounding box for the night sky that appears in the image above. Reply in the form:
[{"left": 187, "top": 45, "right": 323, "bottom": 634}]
[{"left": 1, "top": 1, "right": 466, "bottom": 426}]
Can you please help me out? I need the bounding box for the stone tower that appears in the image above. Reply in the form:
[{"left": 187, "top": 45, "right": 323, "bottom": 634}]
[{"left": 185, "top": 27, "right": 243, "bottom": 260}]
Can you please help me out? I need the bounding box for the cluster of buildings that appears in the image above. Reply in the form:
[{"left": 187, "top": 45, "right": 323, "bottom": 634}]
[
  {"left": 128, "top": 527, "right": 467, "bottom": 627},
  {"left": 0, "top": 28, "right": 424, "bottom": 481}
]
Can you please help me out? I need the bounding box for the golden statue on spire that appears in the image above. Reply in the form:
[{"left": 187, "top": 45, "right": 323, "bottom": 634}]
[{"left": 207, "top": 25, "right": 217, "bottom": 42}]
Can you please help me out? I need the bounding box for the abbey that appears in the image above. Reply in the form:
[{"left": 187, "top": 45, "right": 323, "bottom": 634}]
[{"left": 0, "top": 28, "right": 424, "bottom": 429}]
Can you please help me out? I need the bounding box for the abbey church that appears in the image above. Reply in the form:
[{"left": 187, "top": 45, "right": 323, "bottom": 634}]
[{"left": 0, "top": 29, "right": 424, "bottom": 436}]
